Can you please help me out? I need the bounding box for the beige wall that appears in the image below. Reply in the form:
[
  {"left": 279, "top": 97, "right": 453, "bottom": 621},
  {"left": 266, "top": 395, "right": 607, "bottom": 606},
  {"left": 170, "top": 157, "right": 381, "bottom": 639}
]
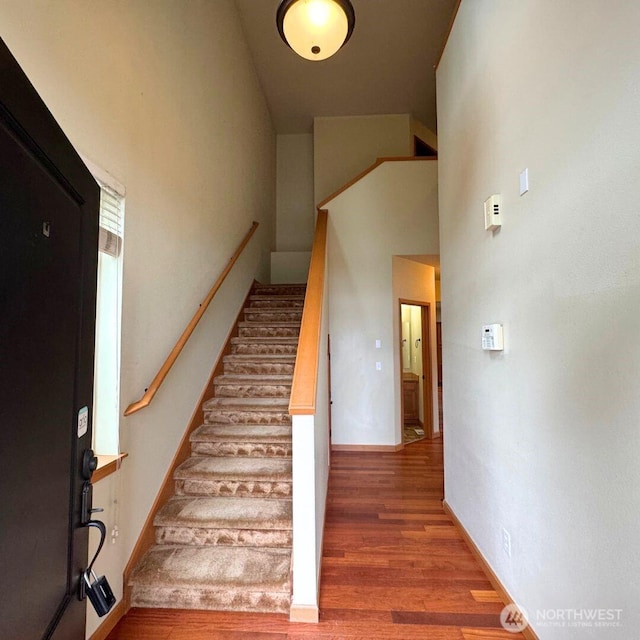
[
  {"left": 276, "top": 133, "right": 314, "bottom": 251},
  {"left": 0, "top": 1, "right": 276, "bottom": 636},
  {"left": 326, "top": 160, "right": 439, "bottom": 446},
  {"left": 271, "top": 251, "right": 311, "bottom": 284},
  {"left": 437, "top": 1, "right": 640, "bottom": 636},
  {"left": 272, "top": 133, "right": 314, "bottom": 283},
  {"left": 314, "top": 114, "right": 412, "bottom": 205}
]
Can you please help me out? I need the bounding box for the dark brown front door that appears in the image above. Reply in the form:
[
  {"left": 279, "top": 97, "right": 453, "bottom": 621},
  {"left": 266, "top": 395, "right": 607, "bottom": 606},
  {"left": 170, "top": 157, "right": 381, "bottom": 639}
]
[{"left": 0, "top": 38, "right": 99, "bottom": 640}]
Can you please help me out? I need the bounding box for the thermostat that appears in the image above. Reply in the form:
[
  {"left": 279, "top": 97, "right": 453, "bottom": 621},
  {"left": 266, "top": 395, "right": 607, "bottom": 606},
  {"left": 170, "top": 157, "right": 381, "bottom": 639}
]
[
  {"left": 484, "top": 194, "right": 502, "bottom": 230},
  {"left": 482, "top": 324, "right": 504, "bottom": 351}
]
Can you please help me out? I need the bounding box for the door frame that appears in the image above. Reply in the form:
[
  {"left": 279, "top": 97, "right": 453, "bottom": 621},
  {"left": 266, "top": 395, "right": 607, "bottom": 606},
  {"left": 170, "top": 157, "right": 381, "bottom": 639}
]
[{"left": 398, "top": 299, "right": 435, "bottom": 440}]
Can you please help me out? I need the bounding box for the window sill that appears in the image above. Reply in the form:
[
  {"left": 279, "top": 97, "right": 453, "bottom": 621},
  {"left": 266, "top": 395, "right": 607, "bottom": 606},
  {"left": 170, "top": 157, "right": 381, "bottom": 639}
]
[{"left": 93, "top": 453, "right": 128, "bottom": 483}]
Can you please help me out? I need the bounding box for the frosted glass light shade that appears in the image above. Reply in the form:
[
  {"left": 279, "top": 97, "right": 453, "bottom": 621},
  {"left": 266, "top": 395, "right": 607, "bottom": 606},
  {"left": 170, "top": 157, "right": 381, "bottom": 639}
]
[{"left": 277, "top": 0, "right": 355, "bottom": 61}]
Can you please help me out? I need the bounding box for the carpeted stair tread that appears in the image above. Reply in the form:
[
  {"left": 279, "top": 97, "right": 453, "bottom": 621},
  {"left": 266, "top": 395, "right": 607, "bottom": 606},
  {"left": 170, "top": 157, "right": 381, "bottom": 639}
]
[
  {"left": 213, "top": 374, "right": 292, "bottom": 398},
  {"left": 247, "top": 304, "right": 303, "bottom": 311},
  {"left": 174, "top": 456, "right": 291, "bottom": 482},
  {"left": 222, "top": 355, "right": 296, "bottom": 376},
  {"left": 203, "top": 396, "right": 290, "bottom": 411},
  {"left": 190, "top": 424, "right": 292, "bottom": 457},
  {"left": 214, "top": 374, "right": 293, "bottom": 385},
  {"left": 155, "top": 496, "right": 292, "bottom": 530},
  {"left": 231, "top": 336, "right": 298, "bottom": 344},
  {"left": 243, "top": 309, "right": 303, "bottom": 321},
  {"left": 223, "top": 354, "right": 297, "bottom": 362},
  {"left": 129, "top": 546, "right": 291, "bottom": 613},
  {"left": 252, "top": 284, "right": 306, "bottom": 296},
  {"left": 238, "top": 321, "right": 301, "bottom": 328},
  {"left": 249, "top": 293, "right": 305, "bottom": 299},
  {"left": 130, "top": 546, "right": 292, "bottom": 589},
  {"left": 190, "top": 424, "right": 291, "bottom": 459},
  {"left": 230, "top": 342, "right": 298, "bottom": 356},
  {"left": 192, "top": 424, "right": 291, "bottom": 443},
  {"left": 204, "top": 411, "right": 291, "bottom": 427},
  {"left": 248, "top": 296, "right": 305, "bottom": 309},
  {"left": 238, "top": 324, "right": 300, "bottom": 339}
]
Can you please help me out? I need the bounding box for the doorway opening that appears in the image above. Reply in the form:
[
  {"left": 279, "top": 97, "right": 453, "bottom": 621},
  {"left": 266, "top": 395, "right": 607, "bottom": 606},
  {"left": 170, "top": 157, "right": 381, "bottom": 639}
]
[{"left": 399, "top": 301, "right": 434, "bottom": 443}]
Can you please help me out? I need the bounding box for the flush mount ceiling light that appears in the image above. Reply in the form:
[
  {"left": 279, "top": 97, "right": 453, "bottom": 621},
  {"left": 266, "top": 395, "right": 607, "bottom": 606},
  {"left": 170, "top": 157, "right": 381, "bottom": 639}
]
[{"left": 276, "top": 0, "right": 356, "bottom": 61}]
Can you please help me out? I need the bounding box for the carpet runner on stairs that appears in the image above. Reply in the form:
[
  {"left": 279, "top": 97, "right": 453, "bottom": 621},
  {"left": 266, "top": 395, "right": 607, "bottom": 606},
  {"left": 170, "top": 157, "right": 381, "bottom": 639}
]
[{"left": 128, "top": 282, "right": 306, "bottom": 614}]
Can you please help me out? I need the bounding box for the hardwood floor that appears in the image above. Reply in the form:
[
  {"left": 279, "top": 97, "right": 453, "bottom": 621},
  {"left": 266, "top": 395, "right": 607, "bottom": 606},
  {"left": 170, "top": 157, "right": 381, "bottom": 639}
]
[{"left": 106, "top": 439, "right": 524, "bottom": 639}]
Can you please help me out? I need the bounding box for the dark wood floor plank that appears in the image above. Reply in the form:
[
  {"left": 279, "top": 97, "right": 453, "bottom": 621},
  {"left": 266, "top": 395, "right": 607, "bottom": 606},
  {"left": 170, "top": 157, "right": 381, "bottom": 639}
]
[{"left": 106, "top": 439, "right": 525, "bottom": 640}]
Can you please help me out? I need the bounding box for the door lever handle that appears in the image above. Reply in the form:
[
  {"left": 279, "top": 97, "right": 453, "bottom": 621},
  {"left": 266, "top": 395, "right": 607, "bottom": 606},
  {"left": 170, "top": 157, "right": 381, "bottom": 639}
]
[{"left": 80, "top": 483, "right": 103, "bottom": 524}]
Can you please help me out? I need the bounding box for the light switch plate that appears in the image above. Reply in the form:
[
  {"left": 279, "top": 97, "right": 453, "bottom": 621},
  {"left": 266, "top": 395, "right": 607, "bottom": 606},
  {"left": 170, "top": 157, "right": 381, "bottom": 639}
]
[{"left": 519, "top": 168, "right": 529, "bottom": 195}]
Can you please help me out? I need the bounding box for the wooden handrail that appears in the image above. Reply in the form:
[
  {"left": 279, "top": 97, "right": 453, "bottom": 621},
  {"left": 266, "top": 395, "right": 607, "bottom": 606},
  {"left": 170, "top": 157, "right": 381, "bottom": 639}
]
[
  {"left": 124, "top": 221, "right": 259, "bottom": 416},
  {"left": 289, "top": 210, "right": 328, "bottom": 415}
]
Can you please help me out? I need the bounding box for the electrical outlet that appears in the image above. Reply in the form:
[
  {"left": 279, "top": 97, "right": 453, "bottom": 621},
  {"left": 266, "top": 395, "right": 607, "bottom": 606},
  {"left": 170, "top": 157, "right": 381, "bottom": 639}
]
[{"left": 502, "top": 527, "right": 512, "bottom": 558}]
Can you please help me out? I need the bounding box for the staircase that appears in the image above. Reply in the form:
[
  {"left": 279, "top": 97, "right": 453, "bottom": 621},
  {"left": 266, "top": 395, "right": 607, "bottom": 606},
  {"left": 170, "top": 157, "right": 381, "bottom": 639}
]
[{"left": 128, "top": 282, "right": 306, "bottom": 614}]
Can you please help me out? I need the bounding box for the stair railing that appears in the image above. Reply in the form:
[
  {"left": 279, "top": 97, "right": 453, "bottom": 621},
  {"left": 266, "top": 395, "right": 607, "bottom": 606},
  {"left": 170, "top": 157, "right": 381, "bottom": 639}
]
[
  {"left": 124, "top": 221, "right": 259, "bottom": 416},
  {"left": 289, "top": 210, "right": 328, "bottom": 415}
]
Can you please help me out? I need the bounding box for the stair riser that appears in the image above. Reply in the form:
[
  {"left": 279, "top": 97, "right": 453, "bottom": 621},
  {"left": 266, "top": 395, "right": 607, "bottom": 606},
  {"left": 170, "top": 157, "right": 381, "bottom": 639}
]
[
  {"left": 155, "top": 526, "right": 292, "bottom": 548},
  {"left": 238, "top": 327, "right": 300, "bottom": 338},
  {"left": 249, "top": 299, "right": 304, "bottom": 309},
  {"left": 244, "top": 311, "right": 302, "bottom": 322},
  {"left": 213, "top": 384, "right": 292, "bottom": 398},
  {"left": 175, "top": 479, "right": 292, "bottom": 499},
  {"left": 253, "top": 286, "right": 305, "bottom": 296},
  {"left": 231, "top": 343, "right": 297, "bottom": 355},
  {"left": 129, "top": 587, "right": 290, "bottom": 614},
  {"left": 223, "top": 362, "right": 295, "bottom": 376},
  {"left": 192, "top": 441, "right": 292, "bottom": 457},
  {"left": 205, "top": 410, "right": 291, "bottom": 425}
]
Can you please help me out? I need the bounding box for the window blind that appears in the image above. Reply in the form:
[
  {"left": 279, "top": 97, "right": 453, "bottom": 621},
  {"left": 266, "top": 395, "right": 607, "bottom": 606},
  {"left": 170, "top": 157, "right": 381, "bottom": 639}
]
[{"left": 98, "top": 183, "right": 124, "bottom": 257}]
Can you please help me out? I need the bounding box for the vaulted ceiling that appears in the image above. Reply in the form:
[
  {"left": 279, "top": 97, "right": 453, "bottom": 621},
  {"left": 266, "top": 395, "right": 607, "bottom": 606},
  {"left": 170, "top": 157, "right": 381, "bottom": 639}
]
[{"left": 234, "top": 0, "right": 458, "bottom": 134}]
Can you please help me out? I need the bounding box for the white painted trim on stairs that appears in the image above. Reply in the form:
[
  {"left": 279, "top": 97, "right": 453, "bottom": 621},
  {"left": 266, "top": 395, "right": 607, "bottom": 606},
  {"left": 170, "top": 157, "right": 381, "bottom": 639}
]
[{"left": 290, "top": 414, "right": 319, "bottom": 616}]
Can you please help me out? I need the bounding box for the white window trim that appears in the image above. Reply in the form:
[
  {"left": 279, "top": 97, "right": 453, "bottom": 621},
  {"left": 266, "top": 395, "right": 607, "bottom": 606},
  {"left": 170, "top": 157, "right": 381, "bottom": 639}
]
[{"left": 84, "top": 156, "right": 125, "bottom": 459}]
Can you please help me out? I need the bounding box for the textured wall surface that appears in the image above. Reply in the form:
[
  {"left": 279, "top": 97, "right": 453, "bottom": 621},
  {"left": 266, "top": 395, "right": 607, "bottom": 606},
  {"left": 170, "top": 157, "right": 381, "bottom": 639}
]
[
  {"left": 327, "top": 160, "right": 439, "bottom": 446},
  {"left": 437, "top": 1, "right": 640, "bottom": 637}
]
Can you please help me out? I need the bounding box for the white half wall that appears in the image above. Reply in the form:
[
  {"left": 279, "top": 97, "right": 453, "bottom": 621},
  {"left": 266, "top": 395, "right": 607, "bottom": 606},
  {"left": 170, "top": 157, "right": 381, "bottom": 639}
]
[
  {"left": 437, "top": 1, "right": 640, "bottom": 637},
  {"left": 327, "top": 160, "right": 439, "bottom": 446},
  {"left": 0, "top": 2, "right": 276, "bottom": 637}
]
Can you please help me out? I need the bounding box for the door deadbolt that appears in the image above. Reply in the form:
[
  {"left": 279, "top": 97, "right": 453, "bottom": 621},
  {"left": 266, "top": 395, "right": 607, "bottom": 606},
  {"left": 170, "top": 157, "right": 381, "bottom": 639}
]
[{"left": 82, "top": 449, "right": 98, "bottom": 480}]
